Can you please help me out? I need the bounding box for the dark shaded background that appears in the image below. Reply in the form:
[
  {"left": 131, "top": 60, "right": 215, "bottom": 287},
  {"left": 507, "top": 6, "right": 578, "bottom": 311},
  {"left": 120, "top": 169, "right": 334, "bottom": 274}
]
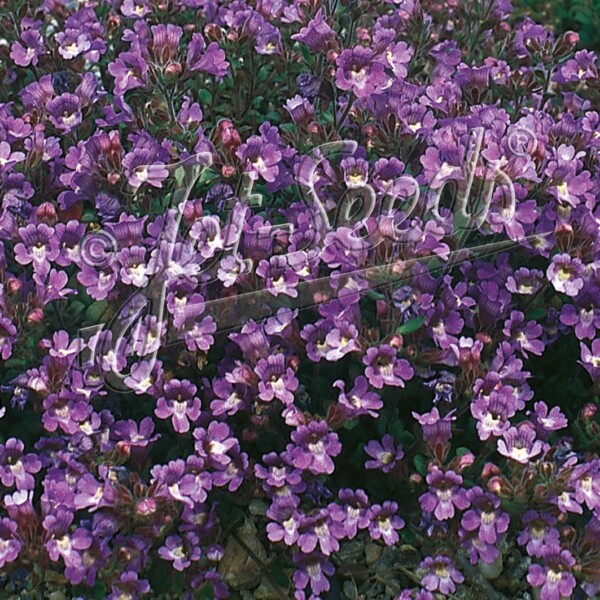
[{"left": 515, "top": 0, "right": 600, "bottom": 50}]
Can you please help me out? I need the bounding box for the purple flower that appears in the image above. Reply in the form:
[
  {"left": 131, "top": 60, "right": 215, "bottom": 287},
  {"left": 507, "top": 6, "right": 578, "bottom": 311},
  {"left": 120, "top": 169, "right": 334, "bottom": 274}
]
[
  {"left": 368, "top": 501, "right": 404, "bottom": 545},
  {"left": 335, "top": 46, "right": 387, "bottom": 99},
  {"left": 186, "top": 34, "right": 229, "bottom": 78},
  {"left": 288, "top": 421, "right": 342, "bottom": 475},
  {"left": 255, "top": 353, "right": 299, "bottom": 405},
  {"left": 0, "top": 438, "right": 41, "bottom": 490},
  {"left": 291, "top": 9, "right": 336, "bottom": 53},
  {"left": 518, "top": 511, "right": 560, "bottom": 558},
  {"left": 298, "top": 508, "right": 344, "bottom": 555},
  {"left": 497, "top": 423, "right": 545, "bottom": 464},
  {"left": 461, "top": 487, "right": 509, "bottom": 545},
  {"left": 420, "top": 555, "right": 464, "bottom": 595},
  {"left": 14, "top": 223, "right": 59, "bottom": 273},
  {"left": 363, "top": 345, "right": 413, "bottom": 389},
  {"left": 236, "top": 135, "right": 282, "bottom": 183},
  {"left": 292, "top": 551, "right": 335, "bottom": 595},
  {"left": 419, "top": 467, "right": 470, "bottom": 521},
  {"left": 580, "top": 339, "right": 600, "bottom": 381},
  {"left": 158, "top": 534, "right": 201, "bottom": 571},
  {"left": 334, "top": 376, "right": 382, "bottom": 418},
  {"left": 154, "top": 379, "right": 201, "bottom": 433},
  {"left": 364, "top": 434, "right": 404, "bottom": 473},
  {"left": 266, "top": 498, "right": 302, "bottom": 546},
  {"left": 546, "top": 253, "right": 585, "bottom": 297},
  {"left": 330, "top": 489, "right": 371, "bottom": 539},
  {"left": 46, "top": 93, "right": 82, "bottom": 133},
  {"left": 527, "top": 545, "right": 577, "bottom": 600}
]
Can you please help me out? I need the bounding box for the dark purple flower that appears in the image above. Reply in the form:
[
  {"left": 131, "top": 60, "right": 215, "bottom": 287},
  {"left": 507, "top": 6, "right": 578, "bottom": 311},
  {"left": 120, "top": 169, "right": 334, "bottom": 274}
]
[
  {"left": 364, "top": 434, "right": 404, "bottom": 473},
  {"left": 363, "top": 345, "right": 413, "bottom": 389}
]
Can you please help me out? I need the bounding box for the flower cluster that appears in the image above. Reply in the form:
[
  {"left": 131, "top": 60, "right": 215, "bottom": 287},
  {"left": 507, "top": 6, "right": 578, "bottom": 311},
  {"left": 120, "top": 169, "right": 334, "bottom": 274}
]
[{"left": 0, "top": 0, "right": 600, "bottom": 598}]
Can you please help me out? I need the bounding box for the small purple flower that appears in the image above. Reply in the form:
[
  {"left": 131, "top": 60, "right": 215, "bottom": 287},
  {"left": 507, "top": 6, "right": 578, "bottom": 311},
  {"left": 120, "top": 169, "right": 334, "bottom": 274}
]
[
  {"left": 580, "top": 339, "right": 600, "bottom": 381},
  {"left": 0, "top": 438, "right": 41, "bottom": 490},
  {"left": 292, "top": 551, "right": 335, "bottom": 595},
  {"left": 158, "top": 534, "right": 201, "bottom": 571},
  {"left": 335, "top": 46, "right": 387, "bottom": 99},
  {"left": 46, "top": 93, "right": 82, "bottom": 133},
  {"left": 236, "top": 135, "right": 282, "bottom": 183},
  {"left": 518, "top": 511, "right": 560, "bottom": 558},
  {"left": 364, "top": 434, "right": 404, "bottom": 473},
  {"left": 419, "top": 467, "right": 470, "bottom": 520},
  {"left": 546, "top": 253, "right": 585, "bottom": 297},
  {"left": 527, "top": 545, "right": 577, "bottom": 600},
  {"left": 298, "top": 508, "right": 344, "bottom": 555},
  {"left": 330, "top": 489, "right": 371, "bottom": 539},
  {"left": 368, "top": 501, "right": 404, "bottom": 545},
  {"left": 461, "top": 487, "right": 509, "bottom": 545},
  {"left": 291, "top": 9, "right": 336, "bottom": 53},
  {"left": 497, "top": 423, "right": 545, "bottom": 464},
  {"left": 255, "top": 353, "right": 299, "bottom": 405},
  {"left": 288, "top": 421, "right": 342, "bottom": 475},
  {"left": 266, "top": 498, "right": 302, "bottom": 546},
  {"left": 420, "top": 555, "right": 464, "bottom": 595},
  {"left": 363, "top": 344, "right": 413, "bottom": 389},
  {"left": 154, "top": 379, "right": 201, "bottom": 434},
  {"left": 334, "top": 376, "right": 382, "bottom": 418}
]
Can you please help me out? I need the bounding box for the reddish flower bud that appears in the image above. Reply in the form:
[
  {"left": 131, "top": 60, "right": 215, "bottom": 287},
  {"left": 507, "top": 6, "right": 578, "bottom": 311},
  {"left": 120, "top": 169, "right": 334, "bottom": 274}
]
[
  {"left": 388, "top": 335, "right": 403, "bottom": 349},
  {"left": 37, "top": 202, "right": 57, "bottom": 225},
  {"left": 6, "top": 278, "right": 21, "bottom": 294},
  {"left": 565, "top": 31, "right": 580, "bottom": 46},
  {"left": 482, "top": 462, "right": 500, "bottom": 478},
  {"left": 221, "top": 165, "right": 236, "bottom": 178},
  {"left": 164, "top": 62, "right": 182, "bottom": 78},
  {"left": 217, "top": 119, "right": 241, "bottom": 152},
  {"left": 582, "top": 403, "right": 597, "bottom": 420},
  {"left": 27, "top": 308, "right": 44, "bottom": 324},
  {"left": 205, "top": 23, "right": 222, "bottom": 42},
  {"left": 409, "top": 473, "right": 423, "bottom": 485}
]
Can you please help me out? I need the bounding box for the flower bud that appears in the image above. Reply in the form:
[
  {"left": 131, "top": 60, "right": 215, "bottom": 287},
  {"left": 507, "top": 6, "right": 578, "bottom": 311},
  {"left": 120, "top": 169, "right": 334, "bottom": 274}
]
[
  {"left": 217, "top": 119, "right": 241, "bottom": 152},
  {"left": 582, "top": 403, "right": 597, "bottom": 420},
  {"left": 164, "top": 62, "right": 182, "bottom": 78},
  {"left": 221, "top": 165, "right": 235, "bottom": 178},
  {"left": 37, "top": 202, "right": 57, "bottom": 225},
  {"left": 6, "top": 278, "right": 21, "bottom": 294},
  {"left": 205, "top": 24, "right": 222, "bottom": 42},
  {"left": 388, "top": 335, "right": 403, "bottom": 349},
  {"left": 27, "top": 308, "right": 44, "bottom": 324}
]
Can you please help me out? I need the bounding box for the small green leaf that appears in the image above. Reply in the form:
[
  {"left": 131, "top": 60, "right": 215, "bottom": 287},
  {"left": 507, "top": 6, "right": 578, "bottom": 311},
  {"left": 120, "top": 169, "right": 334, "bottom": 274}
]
[
  {"left": 396, "top": 316, "right": 425, "bottom": 335},
  {"left": 526, "top": 307, "right": 547, "bottom": 321},
  {"left": 413, "top": 454, "right": 428, "bottom": 477}
]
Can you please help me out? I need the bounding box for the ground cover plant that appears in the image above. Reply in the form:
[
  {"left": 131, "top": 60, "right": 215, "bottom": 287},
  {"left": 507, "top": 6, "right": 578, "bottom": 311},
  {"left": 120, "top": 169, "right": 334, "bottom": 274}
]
[{"left": 1, "top": 0, "right": 600, "bottom": 598}]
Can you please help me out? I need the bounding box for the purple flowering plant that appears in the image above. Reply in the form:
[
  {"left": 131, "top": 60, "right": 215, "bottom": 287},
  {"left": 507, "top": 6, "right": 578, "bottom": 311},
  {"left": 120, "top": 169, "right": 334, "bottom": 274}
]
[{"left": 1, "top": 0, "right": 600, "bottom": 598}]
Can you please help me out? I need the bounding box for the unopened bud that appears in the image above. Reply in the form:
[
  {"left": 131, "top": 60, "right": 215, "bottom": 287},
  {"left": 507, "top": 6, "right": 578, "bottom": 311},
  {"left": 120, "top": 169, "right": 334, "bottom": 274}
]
[
  {"left": 205, "top": 23, "right": 222, "bottom": 42},
  {"left": 27, "top": 308, "right": 44, "bottom": 324},
  {"left": 582, "top": 403, "right": 598, "bottom": 420},
  {"left": 37, "top": 202, "right": 57, "bottom": 225}
]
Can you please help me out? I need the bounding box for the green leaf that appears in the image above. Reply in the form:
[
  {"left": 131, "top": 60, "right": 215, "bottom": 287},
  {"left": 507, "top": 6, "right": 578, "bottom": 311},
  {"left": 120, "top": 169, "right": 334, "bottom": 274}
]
[
  {"left": 413, "top": 454, "right": 428, "bottom": 477},
  {"left": 526, "top": 307, "right": 547, "bottom": 321},
  {"left": 195, "top": 583, "right": 215, "bottom": 600},
  {"left": 198, "top": 89, "right": 213, "bottom": 105},
  {"left": 396, "top": 316, "right": 425, "bottom": 335}
]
